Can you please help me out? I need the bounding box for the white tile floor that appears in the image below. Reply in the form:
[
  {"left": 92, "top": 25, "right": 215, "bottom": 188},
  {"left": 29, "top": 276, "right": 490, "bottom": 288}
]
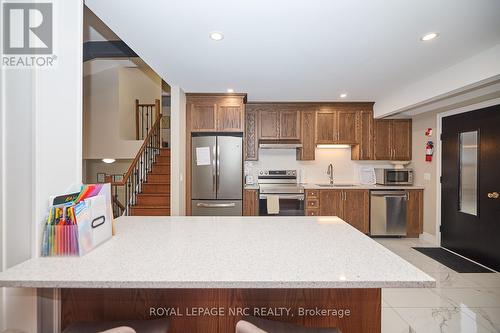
[{"left": 377, "top": 238, "right": 500, "bottom": 333}]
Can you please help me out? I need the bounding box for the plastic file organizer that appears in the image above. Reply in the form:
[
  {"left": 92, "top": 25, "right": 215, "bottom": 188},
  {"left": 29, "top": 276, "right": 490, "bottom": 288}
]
[{"left": 41, "top": 184, "right": 113, "bottom": 256}]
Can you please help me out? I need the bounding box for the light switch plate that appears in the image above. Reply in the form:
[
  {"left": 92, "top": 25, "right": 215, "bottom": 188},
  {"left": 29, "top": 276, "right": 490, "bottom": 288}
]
[{"left": 424, "top": 173, "right": 431, "bottom": 181}]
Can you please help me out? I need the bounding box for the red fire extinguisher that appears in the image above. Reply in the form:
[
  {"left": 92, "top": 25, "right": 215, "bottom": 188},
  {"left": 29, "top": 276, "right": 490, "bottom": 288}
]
[{"left": 426, "top": 141, "right": 434, "bottom": 162}]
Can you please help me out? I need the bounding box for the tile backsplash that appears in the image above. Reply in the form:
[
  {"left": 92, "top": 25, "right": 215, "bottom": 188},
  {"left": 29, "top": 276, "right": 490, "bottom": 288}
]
[{"left": 245, "top": 148, "right": 392, "bottom": 184}]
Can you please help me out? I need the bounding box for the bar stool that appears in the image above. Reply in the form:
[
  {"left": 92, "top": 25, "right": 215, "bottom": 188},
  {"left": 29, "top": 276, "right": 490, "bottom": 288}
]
[
  {"left": 62, "top": 319, "right": 170, "bottom": 333},
  {"left": 236, "top": 317, "right": 341, "bottom": 333}
]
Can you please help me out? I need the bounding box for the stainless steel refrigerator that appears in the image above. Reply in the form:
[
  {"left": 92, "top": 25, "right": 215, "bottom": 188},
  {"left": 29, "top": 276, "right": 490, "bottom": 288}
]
[{"left": 191, "top": 135, "right": 243, "bottom": 216}]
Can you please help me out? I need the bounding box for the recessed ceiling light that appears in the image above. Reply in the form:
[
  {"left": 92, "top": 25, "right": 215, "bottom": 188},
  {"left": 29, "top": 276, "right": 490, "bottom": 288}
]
[
  {"left": 209, "top": 31, "right": 224, "bottom": 41},
  {"left": 340, "top": 93, "right": 347, "bottom": 98},
  {"left": 227, "top": 88, "right": 234, "bottom": 93},
  {"left": 421, "top": 32, "right": 439, "bottom": 41},
  {"left": 102, "top": 158, "right": 116, "bottom": 164}
]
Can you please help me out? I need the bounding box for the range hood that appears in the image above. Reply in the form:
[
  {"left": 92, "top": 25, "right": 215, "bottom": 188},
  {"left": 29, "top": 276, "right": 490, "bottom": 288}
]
[{"left": 259, "top": 142, "right": 303, "bottom": 149}]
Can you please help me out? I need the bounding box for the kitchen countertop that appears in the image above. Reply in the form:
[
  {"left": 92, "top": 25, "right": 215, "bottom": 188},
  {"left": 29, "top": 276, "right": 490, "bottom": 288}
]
[
  {"left": 302, "top": 183, "right": 425, "bottom": 190},
  {"left": 0, "top": 216, "right": 434, "bottom": 289},
  {"left": 244, "top": 183, "right": 424, "bottom": 190}
]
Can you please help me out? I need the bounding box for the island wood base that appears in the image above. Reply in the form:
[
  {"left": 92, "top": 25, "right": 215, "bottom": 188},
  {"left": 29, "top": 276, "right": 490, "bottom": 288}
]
[{"left": 61, "top": 288, "right": 381, "bottom": 333}]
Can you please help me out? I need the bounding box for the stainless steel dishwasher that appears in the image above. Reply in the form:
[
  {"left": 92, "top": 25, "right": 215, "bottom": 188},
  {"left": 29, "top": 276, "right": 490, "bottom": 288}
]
[{"left": 370, "top": 190, "right": 407, "bottom": 236}]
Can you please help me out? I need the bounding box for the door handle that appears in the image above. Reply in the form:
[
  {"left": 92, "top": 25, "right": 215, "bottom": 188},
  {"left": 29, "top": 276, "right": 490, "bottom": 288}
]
[
  {"left": 487, "top": 192, "right": 499, "bottom": 199},
  {"left": 197, "top": 203, "right": 236, "bottom": 208}
]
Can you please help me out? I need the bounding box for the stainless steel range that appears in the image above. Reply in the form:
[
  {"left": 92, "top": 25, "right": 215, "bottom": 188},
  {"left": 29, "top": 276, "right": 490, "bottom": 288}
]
[{"left": 258, "top": 169, "right": 305, "bottom": 216}]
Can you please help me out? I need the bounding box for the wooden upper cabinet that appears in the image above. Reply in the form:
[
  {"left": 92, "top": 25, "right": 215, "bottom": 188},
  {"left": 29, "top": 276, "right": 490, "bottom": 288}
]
[
  {"left": 217, "top": 104, "right": 244, "bottom": 132},
  {"left": 316, "top": 110, "right": 336, "bottom": 143},
  {"left": 373, "top": 119, "right": 393, "bottom": 160},
  {"left": 319, "top": 190, "right": 343, "bottom": 216},
  {"left": 258, "top": 108, "right": 301, "bottom": 140},
  {"left": 279, "top": 110, "right": 301, "bottom": 140},
  {"left": 337, "top": 110, "right": 358, "bottom": 144},
  {"left": 259, "top": 110, "right": 280, "bottom": 139},
  {"left": 352, "top": 110, "right": 373, "bottom": 160},
  {"left": 190, "top": 103, "right": 217, "bottom": 132},
  {"left": 187, "top": 94, "right": 246, "bottom": 133},
  {"left": 392, "top": 119, "right": 412, "bottom": 161},
  {"left": 373, "top": 119, "right": 412, "bottom": 161},
  {"left": 297, "top": 110, "right": 316, "bottom": 160},
  {"left": 315, "top": 108, "right": 359, "bottom": 144}
]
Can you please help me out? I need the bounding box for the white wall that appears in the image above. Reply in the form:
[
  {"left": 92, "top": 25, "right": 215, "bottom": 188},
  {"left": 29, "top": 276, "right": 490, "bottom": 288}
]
[
  {"left": 0, "top": 0, "right": 83, "bottom": 331},
  {"left": 374, "top": 43, "right": 500, "bottom": 118},
  {"left": 246, "top": 149, "right": 391, "bottom": 184},
  {"left": 170, "top": 86, "right": 186, "bottom": 215},
  {"left": 409, "top": 112, "right": 438, "bottom": 237},
  {"left": 83, "top": 66, "right": 161, "bottom": 159},
  {"left": 118, "top": 67, "right": 162, "bottom": 140}
]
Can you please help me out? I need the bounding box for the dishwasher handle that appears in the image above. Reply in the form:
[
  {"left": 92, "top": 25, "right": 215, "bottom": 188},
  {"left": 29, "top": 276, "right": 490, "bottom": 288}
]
[{"left": 371, "top": 191, "right": 407, "bottom": 197}]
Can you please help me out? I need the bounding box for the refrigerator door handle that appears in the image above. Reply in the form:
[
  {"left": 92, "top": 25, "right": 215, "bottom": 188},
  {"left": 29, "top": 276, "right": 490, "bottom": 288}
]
[
  {"left": 196, "top": 202, "right": 236, "bottom": 208},
  {"left": 212, "top": 144, "right": 217, "bottom": 196},
  {"left": 216, "top": 142, "right": 220, "bottom": 195}
]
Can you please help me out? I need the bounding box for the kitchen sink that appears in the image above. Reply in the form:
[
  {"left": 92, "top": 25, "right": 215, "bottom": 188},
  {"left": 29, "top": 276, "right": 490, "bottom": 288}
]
[{"left": 315, "top": 184, "right": 356, "bottom": 187}]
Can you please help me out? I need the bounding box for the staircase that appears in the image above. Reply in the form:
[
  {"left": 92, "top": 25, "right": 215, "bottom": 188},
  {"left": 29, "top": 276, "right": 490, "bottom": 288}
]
[
  {"left": 110, "top": 99, "right": 171, "bottom": 217},
  {"left": 129, "top": 148, "right": 170, "bottom": 216}
]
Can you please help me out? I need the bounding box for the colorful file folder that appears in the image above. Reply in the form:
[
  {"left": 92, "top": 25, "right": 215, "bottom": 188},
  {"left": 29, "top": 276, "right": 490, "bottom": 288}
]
[{"left": 41, "top": 183, "right": 113, "bottom": 256}]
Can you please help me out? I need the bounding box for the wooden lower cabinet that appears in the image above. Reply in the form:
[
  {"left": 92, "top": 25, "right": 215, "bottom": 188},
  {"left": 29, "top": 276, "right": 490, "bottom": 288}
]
[
  {"left": 306, "top": 189, "right": 369, "bottom": 234},
  {"left": 343, "top": 190, "right": 370, "bottom": 234},
  {"left": 243, "top": 189, "right": 259, "bottom": 216},
  {"left": 406, "top": 189, "right": 423, "bottom": 237}
]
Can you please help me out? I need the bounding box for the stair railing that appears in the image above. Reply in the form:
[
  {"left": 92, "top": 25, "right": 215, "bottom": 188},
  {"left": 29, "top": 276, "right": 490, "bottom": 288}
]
[
  {"left": 111, "top": 99, "right": 161, "bottom": 216},
  {"left": 136, "top": 99, "right": 160, "bottom": 140}
]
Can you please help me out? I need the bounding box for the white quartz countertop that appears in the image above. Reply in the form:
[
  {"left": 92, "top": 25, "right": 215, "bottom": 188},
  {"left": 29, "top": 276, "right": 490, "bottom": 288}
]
[
  {"left": 244, "top": 184, "right": 424, "bottom": 190},
  {"left": 302, "top": 183, "right": 425, "bottom": 190},
  {"left": 0, "top": 216, "right": 434, "bottom": 289}
]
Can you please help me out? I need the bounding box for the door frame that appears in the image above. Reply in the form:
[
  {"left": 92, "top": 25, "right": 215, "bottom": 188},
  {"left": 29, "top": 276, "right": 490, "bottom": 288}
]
[{"left": 435, "top": 97, "right": 500, "bottom": 246}]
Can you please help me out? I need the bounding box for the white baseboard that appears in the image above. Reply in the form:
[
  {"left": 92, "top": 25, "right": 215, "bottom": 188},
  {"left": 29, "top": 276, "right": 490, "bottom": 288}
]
[{"left": 419, "top": 232, "right": 438, "bottom": 245}]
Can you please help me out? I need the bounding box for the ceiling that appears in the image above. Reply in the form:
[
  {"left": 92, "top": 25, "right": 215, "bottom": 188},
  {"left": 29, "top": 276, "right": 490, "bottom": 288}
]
[{"left": 84, "top": 0, "right": 500, "bottom": 105}]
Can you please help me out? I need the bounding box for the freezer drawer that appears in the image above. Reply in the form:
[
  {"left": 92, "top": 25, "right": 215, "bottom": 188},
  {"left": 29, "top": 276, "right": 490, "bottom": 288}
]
[
  {"left": 191, "top": 200, "right": 242, "bottom": 216},
  {"left": 370, "top": 191, "right": 407, "bottom": 236}
]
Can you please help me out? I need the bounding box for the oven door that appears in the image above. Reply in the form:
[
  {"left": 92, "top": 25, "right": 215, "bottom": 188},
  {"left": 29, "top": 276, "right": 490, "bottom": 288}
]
[{"left": 259, "top": 194, "right": 305, "bottom": 216}]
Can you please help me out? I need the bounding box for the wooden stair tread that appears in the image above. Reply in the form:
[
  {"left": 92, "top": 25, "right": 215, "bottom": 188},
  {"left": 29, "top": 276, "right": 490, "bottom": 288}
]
[
  {"left": 138, "top": 193, "right": 170, "bottom": 197},
  {"left": 132, "top": 205, "right": 169, "bottom": 209}
]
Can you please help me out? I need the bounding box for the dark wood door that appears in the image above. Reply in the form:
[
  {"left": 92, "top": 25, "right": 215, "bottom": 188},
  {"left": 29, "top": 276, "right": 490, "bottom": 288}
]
[
  {"left": 259, "top": 110, "right": 279, "bottom": 139},
  {"left": 373, "top": 120, "right": 393, "bottom": 160},
  {"left": 279, "top": 110, "right": 301, "bottom": 140},
  {"left": 343, "top": 190, "right": 369, "bottom": 233},
  {"left": 319, "top": 190, "right": 343, "bottom": 216},
  {"left": 392, "top": 119, "right": 412, "bottom": 161},
  {"left": 337, "top": 110, "right": 358, "bottom": 143},
  {"left": 442, "top": 105, "right": 500, "bottom": 270}
]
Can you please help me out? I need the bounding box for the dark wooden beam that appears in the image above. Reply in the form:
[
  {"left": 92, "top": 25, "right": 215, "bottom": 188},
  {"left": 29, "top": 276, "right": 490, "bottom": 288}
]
[{"left": 83, "top": 41, "right": 138, "bottom": 62}]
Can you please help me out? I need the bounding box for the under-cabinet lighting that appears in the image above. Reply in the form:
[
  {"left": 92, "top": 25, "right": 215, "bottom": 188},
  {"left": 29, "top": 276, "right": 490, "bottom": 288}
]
[
  {"left": 316, "top": 144, "right": 351, "bottom": 149},
  {"left": 340, "top": 93, "right": 347, "bottom": 98},
  {"left": 227, "top": 88, "right": 234, "bottom": 93},
  {"left": 102, "top": 158, "right": 116, "bottom": 164}
]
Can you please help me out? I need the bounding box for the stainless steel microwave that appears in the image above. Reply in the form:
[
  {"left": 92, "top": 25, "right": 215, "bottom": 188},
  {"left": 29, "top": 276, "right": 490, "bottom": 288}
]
[{"left": 375, "top": 168, "right": 414, "bottom": 185}]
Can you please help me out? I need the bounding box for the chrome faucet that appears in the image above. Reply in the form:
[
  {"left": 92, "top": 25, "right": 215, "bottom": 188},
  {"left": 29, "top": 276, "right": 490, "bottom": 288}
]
[{"left": 327, "top": 163, "right": 334, "bottom": 185}]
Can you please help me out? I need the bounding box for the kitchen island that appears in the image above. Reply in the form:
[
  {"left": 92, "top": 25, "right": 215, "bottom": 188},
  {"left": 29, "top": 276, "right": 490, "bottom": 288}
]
[{"left": 0, "top": 216, "right": 434, "bottom": 332}]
